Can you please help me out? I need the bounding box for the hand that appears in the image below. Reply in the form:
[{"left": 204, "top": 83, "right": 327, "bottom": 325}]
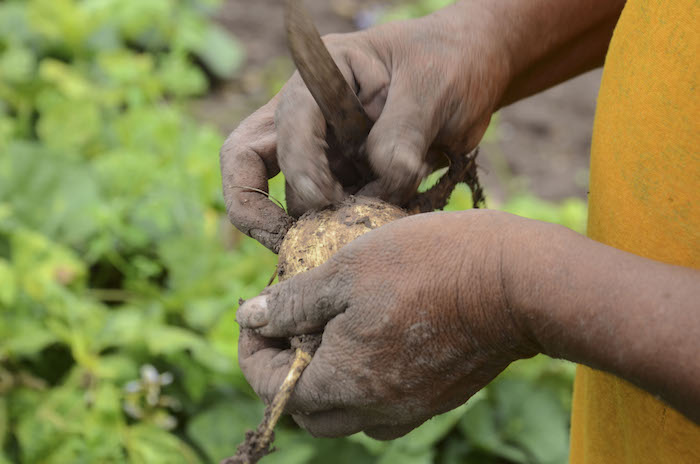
[
  {"left": 236, "top": 210, "right": 537, "bottom": 439},
  {"left": 220, "top": 4, "right": 510, "bottom": 251}
]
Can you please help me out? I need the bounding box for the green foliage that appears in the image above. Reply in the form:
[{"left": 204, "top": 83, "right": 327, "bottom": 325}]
[
  {"left": 0, "top": 0, "right": 584, "bottom": 462},
  {"left": 0, "top": 0, "right": 260, "bottom": 462},
  {"left": 380, "top": 0, "right": 456, "bottom": 23}
]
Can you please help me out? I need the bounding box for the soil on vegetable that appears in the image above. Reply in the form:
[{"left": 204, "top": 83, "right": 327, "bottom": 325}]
[
  {"left": 221, "top": 426, "right": 275, "bottom": 464},
  {"left": 277, "top": 196, "right": 408, "bottom": 280},
  {"left": 291, "top": 333, "right": 323, "bottom": 353}
]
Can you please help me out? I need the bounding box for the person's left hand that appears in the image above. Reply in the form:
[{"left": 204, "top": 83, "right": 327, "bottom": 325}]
[{"left": 236, "top": 210, "right": 538, "bottom": 439}]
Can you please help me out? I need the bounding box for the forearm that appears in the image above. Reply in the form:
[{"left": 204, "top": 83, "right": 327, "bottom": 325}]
[
  {"left": 499, "top": 13, "right": 620, "bottom": 105},
  {"left": 506, "top": 220, "right": 700, "bottom": 423},
  {"left": 443, "top": 0, "right": 625, "bottom": 106}
]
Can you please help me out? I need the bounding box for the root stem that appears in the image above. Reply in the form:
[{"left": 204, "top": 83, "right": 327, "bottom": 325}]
[{"left": 222, "top": 334, "right": 321, "bottom": 464}]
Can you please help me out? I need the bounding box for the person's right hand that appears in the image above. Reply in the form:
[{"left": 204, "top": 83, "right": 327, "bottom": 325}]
[
  {"left": 220, "top": 3, "right": 511, "bottom": 252},
  {"left": 235, "top": 210, "right": 539, "bottom": 439}
]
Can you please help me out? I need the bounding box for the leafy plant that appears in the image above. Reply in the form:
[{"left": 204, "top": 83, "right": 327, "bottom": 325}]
[{"left": 0, "top": 1, "right": 256, "bottom": 462}]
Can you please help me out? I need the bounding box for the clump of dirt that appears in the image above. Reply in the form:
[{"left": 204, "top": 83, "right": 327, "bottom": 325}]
[
  {"left": 291, "top": 333, "right": 323, "bottom": 354},
  {"left": 221, "top": 427, "right": 274, "bottom": 464}
]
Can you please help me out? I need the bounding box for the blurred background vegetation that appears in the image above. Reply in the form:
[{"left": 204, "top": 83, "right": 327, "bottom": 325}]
[{"left": 0, "top": 0, "right": 593, "bottom": 463}]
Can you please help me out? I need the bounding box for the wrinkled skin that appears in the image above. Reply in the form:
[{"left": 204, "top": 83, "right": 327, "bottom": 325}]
[
  {"left": 237, "top": 207, "right": 700, "bottom": 435},
  {"left": 220, "top": 7, "right": 508, "bottom": 251},
  {"left": 236, "top": 211, "right": 537, "bottom": 439}
]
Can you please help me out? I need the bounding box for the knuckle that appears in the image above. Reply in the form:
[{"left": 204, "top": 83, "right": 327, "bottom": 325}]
[
  {"left": 321, "top": 33, "right": 345, "bottom": 49},
  {"left": 219, "top": 132, "right": 236, "bottom": 161},
  {"left": 265, "top": 287, "right": 296, "bottom": 333},
  {"left": 290, "top": 174, "right": 324, "bottom": 205},
  {"left": 374, "top": 149, "right": 426, "bottom": 196},
  {"left": 321, "top": 259, "right": 355, "bottom": 305}
]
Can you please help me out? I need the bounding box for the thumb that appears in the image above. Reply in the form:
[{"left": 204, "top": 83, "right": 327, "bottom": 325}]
[
  {"left": 236, "top": 261, "right": 349, "bottom": 338},
  {"left": 365, "top": 83, "right": 436, "bottom": 205}
]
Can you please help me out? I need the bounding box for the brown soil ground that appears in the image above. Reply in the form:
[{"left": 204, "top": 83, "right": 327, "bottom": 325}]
[{"left": 195, "top": 0, "right": 602, "bottom": 204}]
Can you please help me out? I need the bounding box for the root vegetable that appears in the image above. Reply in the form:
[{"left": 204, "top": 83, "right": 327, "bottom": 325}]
[
  {"left": 223, "top": 149, "right": 483, "bottom": 464},
  {"left": 278, "top": 196, "right": 409, "bottom": 280}
]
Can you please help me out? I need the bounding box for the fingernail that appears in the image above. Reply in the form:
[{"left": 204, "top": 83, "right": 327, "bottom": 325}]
[{"left": 236, "top": 296, "right": 269, "bottom": 329}]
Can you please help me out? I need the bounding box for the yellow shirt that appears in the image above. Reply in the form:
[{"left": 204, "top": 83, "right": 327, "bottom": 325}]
[{"left": 569, "top": 0, "right": 700, "bottom": 462}]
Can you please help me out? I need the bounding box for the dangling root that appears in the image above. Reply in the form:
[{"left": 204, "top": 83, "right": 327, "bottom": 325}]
[{"left": 221, "top": 336, "right": 321, "bottom": 464}]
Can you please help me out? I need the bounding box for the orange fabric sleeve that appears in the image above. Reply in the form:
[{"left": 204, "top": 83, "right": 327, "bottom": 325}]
[{"left": 569, "top": 0, "right": 700, "bottom": 462}]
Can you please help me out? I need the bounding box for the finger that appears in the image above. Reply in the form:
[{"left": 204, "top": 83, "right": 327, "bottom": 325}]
[
  {"left": 238, "top": 329, "right": 297, "bottom": 405},
  {"left": 236, "top": 259, "right": 350, "bottom": 338},
  {"left": 292, "top": 409, "right": 367, "bottom": 438},
  {"left": 239, "top": 329, "right": 338, "bottom": 413},
  {"left": 220, "top": 100, "right": 293, "bottom": 253},
  {"left": 365, "top": 81, "right": 435, "bottom": 205},
  {"left": 276, "top": 73, "right": 344, "bottom": 215}
]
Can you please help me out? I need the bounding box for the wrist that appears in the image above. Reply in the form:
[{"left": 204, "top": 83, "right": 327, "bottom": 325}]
[
  {"left": 448, "top": 211, "right": 541, "bottom": 360},
  {"left": 498, "top": 217, "right": 566, "bottom": 358}
]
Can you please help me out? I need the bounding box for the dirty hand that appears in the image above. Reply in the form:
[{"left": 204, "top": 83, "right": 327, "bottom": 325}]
[
  {"left": 220, "top": 3, "right": 510, "bottom": 252},
  {"left": 236, "top": 210, "right": 537, "bottom": 439}
]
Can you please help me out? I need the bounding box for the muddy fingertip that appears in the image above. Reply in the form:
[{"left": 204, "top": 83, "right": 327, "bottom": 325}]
[{"left": 237, "top": 296, "right": 269, "bottom": 329}]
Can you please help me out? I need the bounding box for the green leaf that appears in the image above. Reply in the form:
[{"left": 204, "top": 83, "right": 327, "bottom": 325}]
[
  {"left": 458, "top": 397, "right": 529, "bottom": 464},
  {"left": 377, "top": 446, "right": 433, "bottom": 464},
  {"left": 191, "top": 24, "right": 245, "bottom": 79},
  {"left": 184, "top": 297, "right": 230, "bottom": 332},
  {"left": 347, "top": 432, "right": 390, "bottom": 456},
  {"left": 36, "top": 95, "right": 102, "bottom": 154},
  {"left": 159, "top": 53, "right": 207, "bottom": 98},
  {"left": 0, "top": 44, "right": 36, "bottom": 83},
  {"left": 168, "top": 351, "right": 210, "bottom": 402},
  {"left": 2, "top": 320, "right": 57, "bottom": 357},
  {"left": 187, "top": 399, "right": 264, "bottom": 463},
  {"left": 307, "top": 436, "right": 374, "bottom": 464},
  {"left": 492, "top": 379, "right": 569, "bottom": 464},
  {"left": 391, "top": 399, "right": 478, "bottom": 453},
  {"left": 146, "top": 326, "right": 202, "bottom": 355},
  {"left": 99, "top": 309, "right": 147, "bottom": 350},
  {"left": 94, "top": 354, "right": 139, "bottom": 382},
  {"left": 502, "top": 194, "right": 587, "bottom": 233},
  {"left": 0, "top": 398, "right": 7, "bottom": 449},
  {"left": 126, "top": 424, "right": 201, "bottom": 464},
  {"left": 439, "top": 438, "right": 474, "bottom": 464},
  {"left": 0, "top": 258, "right": 16, "bottom": 306},
  {"left": 0, "top": 2, "right": 35, "bottom": 44},
  {"left": 1, "top": 143, "right": 102, "bottom": 246},
  {"left": 38, "top": 59, "right": 93, "bottom": 99},
  {"left": 350, "top": 397, "right": 483, "bottom": 462},
  {"left": 15, "top": 387, "right": 81, "bottom": 462}
]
